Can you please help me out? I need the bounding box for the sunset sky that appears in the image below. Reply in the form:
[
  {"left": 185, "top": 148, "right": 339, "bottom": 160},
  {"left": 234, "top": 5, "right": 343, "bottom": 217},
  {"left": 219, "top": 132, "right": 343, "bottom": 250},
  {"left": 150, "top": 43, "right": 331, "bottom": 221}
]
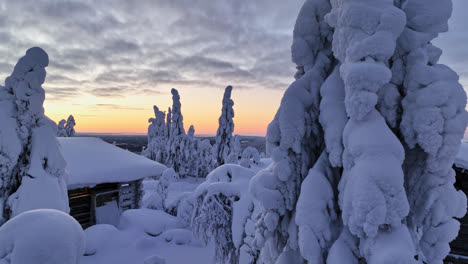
[{"left": 0, "top": 0, "right": 467, "bottom": 136}]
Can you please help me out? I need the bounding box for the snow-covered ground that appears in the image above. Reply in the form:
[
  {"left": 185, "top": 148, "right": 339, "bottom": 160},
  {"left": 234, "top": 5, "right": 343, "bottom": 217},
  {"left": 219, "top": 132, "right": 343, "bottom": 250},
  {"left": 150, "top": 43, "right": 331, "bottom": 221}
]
[
  {"left": 81, "top": 209, "right": 213, "bottom": 264},
  {"left": 81, "top": 159, "right": 271, "bottom": 264}
]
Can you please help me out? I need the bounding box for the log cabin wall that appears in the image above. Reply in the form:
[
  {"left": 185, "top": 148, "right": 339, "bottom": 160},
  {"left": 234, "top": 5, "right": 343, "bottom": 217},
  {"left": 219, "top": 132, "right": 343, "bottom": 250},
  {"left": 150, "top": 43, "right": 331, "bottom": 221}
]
[
  {"left": 68, "top": 188, "right": 93, "bottom": 228},
  {"left": 68, "top": 180, "right": 142, "bottom": 228}
]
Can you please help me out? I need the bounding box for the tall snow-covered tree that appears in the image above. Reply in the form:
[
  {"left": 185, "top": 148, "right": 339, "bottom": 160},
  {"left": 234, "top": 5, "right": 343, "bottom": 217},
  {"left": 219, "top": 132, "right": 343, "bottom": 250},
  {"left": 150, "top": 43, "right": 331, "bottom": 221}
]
[
  {"left": 166, "top": 89, "right": 185, "bottom": 174},
  {"left": 170, "top": 88, "right": 185, "bottom": 136},
  {"left": 395, "top": 1, "right": 468, "bottom": 263},
  {"left": 248, "top": 1, "right": 467, "bottom": 264},
  {"left": 65, "top": 115, "right": 76, "bottom": 137},
  {"left": 144, "top": 90, "right": 214, "bottom": 178},
  {"left": 213, "top": 85, "right": 235, "bottom": 166},
  {"left": 166, "top": 107, "right": 172, "bottom": 138},
  {"left": 0, "top": 47, "right": 69, "bottom": 224},
  {"left": 249, "top": 1, "right": 333, "bottom": 262}
]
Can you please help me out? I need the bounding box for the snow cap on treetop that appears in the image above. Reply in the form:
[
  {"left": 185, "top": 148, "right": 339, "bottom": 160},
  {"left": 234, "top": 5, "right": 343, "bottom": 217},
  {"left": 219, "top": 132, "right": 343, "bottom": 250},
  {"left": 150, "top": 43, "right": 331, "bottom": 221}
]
[
  {"left": 11, "top": 47, "right": 49, "bottom": 85},
  {"left": 224, "top": 85, "right": 232, "bottom": 100}
]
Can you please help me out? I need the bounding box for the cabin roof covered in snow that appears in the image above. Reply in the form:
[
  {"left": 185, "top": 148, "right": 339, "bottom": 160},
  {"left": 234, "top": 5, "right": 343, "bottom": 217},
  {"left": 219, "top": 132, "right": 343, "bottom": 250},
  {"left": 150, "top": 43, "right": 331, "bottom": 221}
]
[
  {"left": 58, "top": 137, "right": 166, "bottom": 189},
  {"left": 455, "top": 142, "right": 468, "bottom": 170}
]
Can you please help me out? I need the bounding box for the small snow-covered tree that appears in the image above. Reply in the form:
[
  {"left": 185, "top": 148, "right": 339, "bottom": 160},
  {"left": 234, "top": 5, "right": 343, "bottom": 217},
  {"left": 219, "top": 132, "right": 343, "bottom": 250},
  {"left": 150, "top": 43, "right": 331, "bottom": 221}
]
[
  {"left": 65, "top": 115, "right": 76, "bottom": 137},
  {"left": 0, "top": 47, "right": 70, "bottom": 224},
  {"left": 248, "top": 1, "right": 467, "bottom": 264},
  {"left": 192, "top": 165, "right": 258, "bottom": 264},
  {"left": 56, "top": 119, "right": 67, "bottom": 137},
  {"left": 226, "top": 134, "right": 242, "bottom": 164},
  {"left": 143, "top": 168, "right": 179, "bottom": 211},
  {"left": 213, "top": 86, "right": 235, "bottom": 166},
  {"left": 144, "top": 105, "right": 167, "bottom": 163},
  {"left": 188, "top": 125, "right": 195, "bottom": 137},
  {"left": 239, "top": 146, "right": 260, "bottom": 169},
  {"left": 197, "top": 139, "right": 215, "bottom": 177}
]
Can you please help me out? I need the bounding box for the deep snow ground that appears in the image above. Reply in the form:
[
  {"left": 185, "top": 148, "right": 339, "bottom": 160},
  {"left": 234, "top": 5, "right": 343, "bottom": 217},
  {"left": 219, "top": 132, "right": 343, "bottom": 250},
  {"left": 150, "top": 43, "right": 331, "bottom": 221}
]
[
  {"left": 80, "top": 159, "right": 272, "bottom": 264},
  {"left": 80, "top": 209, "right": 213, "bottom": 264}
]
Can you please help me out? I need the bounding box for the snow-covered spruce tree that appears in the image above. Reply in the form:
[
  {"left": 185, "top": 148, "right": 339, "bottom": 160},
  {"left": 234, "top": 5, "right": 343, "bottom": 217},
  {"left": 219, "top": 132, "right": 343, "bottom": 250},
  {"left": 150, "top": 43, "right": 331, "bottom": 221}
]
[
  {"left": 56, "top": 119, "right": 67, "bottom": 137},
  {"left": 165, "top": 88, "right": 196, "bottom": 177},
  {"left": 0, "top": 47, "right": 69, "bottom": 224},
  {"left": 170, "top": 88, "right": 184, "bottom": 136},
  {"left": 197, "top": 139, "right": 215, "bottom": 177},
  {"left": 249, "top": 0, "right": 333, "bottom": 262},
  {"left": 213, "top": 85, "right": 235, "bottom": 166},
  {"left": 165, "top": 89, "right": 183, "bottom": 174},
  {"left": 144, "top": 105, "right": 167, "bottom": 163},
  {"left": 248, "top": 1, "right": 467, "bottom": 264},
  {"left": 395, "top": 1, "right": 468, "bottom": 263},
  {"left": 65, "top": 115, "right": 76, "bottom": 137},
  {"left": 226, "top": 134, "right": 242, "bottom": 164}
]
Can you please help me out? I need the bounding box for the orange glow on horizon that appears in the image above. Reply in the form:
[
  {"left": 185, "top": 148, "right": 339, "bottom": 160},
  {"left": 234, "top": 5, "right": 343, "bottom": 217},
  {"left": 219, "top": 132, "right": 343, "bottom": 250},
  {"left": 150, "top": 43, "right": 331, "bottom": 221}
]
[{"left": 44, "top": 86, "right": 284, "bottom": 136}]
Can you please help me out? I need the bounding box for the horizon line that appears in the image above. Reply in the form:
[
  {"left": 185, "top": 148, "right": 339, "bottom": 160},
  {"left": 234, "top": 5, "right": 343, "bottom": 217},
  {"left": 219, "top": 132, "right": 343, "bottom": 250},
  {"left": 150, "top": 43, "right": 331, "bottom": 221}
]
[{"left": 75, "top": 132, "right": 266, "bottom": 137}]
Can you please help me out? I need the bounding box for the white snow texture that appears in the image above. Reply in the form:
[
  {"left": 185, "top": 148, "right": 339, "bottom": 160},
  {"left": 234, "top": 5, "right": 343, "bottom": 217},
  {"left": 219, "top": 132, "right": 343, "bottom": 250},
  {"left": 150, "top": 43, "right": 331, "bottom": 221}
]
[
  {"left": 0, "top": 209, "right": 85, "bottom": 264},
  {"left": 0, "top": 47, "right": 69, "bottom": 224},
  {"left": 248, "top": 1, "right": 468, "bottom": 264}
]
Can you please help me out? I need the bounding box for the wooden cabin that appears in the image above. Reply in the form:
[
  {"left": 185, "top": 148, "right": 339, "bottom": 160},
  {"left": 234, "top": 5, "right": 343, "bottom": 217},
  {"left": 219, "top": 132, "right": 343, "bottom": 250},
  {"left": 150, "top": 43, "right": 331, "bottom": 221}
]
[
  {"left": 447, "top": 142, "right": 468, "bottom": 263},
  {"left": 58, "top": 137, "right": 166, "bottom": 228}
]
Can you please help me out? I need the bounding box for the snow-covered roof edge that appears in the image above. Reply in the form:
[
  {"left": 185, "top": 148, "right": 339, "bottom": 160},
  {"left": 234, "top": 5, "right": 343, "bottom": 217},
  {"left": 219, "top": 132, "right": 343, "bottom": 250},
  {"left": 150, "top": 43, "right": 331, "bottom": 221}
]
[{"left": 58, "top": 137, "right": 166, "bottom": 189}]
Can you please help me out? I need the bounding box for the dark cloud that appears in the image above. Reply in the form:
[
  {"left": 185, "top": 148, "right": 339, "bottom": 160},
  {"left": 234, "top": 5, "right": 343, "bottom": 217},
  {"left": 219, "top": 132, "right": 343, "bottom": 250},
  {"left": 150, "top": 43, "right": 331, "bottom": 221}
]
[
  {"left": 0, "top": 0, "right": 302, "bottom": 98},
  {"left": 104, "top": 39, "right": 141, "bottom": 54},
  {"left": 142, "top": 89, "right": 163, "bottom": 95},
  {"left": 157, "top": 55, "right": 234, "bottom": 71},
  {"left": 46, "top": 74, "right": 81, "bottom": 85},
  {"left": 89, "top": 87, "right": 129, "bottom": 97},
  {"left": 49, "top": 61, "right": 81, "bottom": 72},
  {"left": 43, "top": 87, "right": 81, "bottom": 101},
  {"left": 39, "top": 1, "right": 96, "bottom": 19},
  {"left": 0, "top": 0, "right": 465, "bottom": 105}
]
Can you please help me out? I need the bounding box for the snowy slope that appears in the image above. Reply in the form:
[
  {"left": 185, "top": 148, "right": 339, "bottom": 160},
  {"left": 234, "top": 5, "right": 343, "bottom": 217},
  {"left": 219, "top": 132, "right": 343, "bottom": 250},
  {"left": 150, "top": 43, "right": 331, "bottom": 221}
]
[{"left": 58, "top": 137, "right": 166, "bottom": 189}]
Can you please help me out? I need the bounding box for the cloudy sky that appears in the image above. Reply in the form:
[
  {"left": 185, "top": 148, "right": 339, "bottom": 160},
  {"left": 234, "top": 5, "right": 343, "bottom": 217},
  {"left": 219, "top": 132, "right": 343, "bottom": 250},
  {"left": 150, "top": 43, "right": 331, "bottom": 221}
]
[{"left": 0, "top": 0, "right": 466, "bottom": 135}]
